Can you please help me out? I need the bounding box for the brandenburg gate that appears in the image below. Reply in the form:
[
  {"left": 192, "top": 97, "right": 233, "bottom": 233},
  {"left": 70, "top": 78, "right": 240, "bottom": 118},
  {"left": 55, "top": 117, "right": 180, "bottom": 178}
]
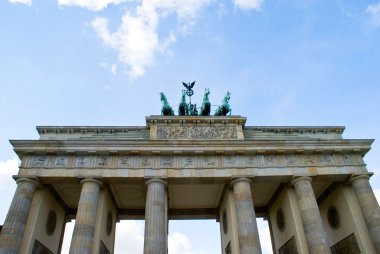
[{"left": 0, "top": 87, "right": 380, "bottom": 253}]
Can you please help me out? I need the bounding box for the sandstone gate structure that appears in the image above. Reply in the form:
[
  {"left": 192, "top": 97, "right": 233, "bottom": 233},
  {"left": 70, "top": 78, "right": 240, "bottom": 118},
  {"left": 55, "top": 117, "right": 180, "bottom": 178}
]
[{"left": 0, "top": 115, "right": 379, "bottom": 253}]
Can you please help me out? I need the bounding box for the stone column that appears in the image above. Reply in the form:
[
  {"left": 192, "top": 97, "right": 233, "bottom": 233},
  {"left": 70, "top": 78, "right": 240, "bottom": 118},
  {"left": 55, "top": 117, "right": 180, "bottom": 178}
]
[
  {"left": 69, "top": 178, "right": 102, "bottom": 254},
  {"left": 350, "top": 174, "right": 380, "bottom": 252},
  {"left": 292, "top": 176, "right": 331, "bottom": 254},
  {"left": 0, "top": 177, "right": 39, "bottom": 254},
  {"left": 144, "top": 179, "right": 167, "bottom": 254},
  {"left": 231, "top": 178, "right": 262, "bottom": 254}
]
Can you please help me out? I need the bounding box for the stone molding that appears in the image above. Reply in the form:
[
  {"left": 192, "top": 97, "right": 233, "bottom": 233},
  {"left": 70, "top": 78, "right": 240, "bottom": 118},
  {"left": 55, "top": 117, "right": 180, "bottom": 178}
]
[{"left": 24, "top": 153, "right": 363, "bottom": 170}]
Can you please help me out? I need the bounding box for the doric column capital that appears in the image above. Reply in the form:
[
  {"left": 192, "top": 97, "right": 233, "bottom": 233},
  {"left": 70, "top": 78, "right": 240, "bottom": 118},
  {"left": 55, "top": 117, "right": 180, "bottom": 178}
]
[
  {"left": 80, "top": 178, "right": 103, "bottom": 187},
  {"left": 349, "top": 173, "right": 373, "bottom": 183},
  {"left": 14, "top": 177, "right": 39, "bottom": 187},
  {"left": 230, "top": 177, "right": 252, "bottom": 187},
  {"left": 291, "top": 175, "right": 313, "bottom": 186},
  {"left": 145, "top": 178, "right": 167, "bottom": 187}
]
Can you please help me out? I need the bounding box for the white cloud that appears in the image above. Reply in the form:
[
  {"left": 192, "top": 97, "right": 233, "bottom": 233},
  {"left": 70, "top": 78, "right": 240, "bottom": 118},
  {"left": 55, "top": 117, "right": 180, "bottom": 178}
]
[
  {"left": 114, "top": 220, "right": 145, "bottom": 254},
  {"left": 257, "top": 218, "right": 273, "bottom": 254},
  {"left": 374, "top": 188, "right": 380, "bottom": 203},
  {"left": 233, "top": 0, "right": 262, "bottom": 11},
  {"left": 92, "top": 0, "right": 211, "bottom": 79},
  {"left": 169, "top": 232, "right": 200, "bottom": 254},
  {"left": 0, "top": 157, "right": 20, "bottom": 223},
  {"left": 8, "top": 0, "right": 32, "bottom": 5},
  {"left": 111, "top": 64, "right": 117, "bottom": 75},
  {"left": 57, "top": 0, "right": 127, "bottom": 11},
  {"left": 367, "top": 1, "right": 380, "bottom": 28},
  {"left": 98, "top": 62, "right": 118, "bottom": 76},
  {"left": 60, "top": 220, "right": 75, "bottom": 253}
]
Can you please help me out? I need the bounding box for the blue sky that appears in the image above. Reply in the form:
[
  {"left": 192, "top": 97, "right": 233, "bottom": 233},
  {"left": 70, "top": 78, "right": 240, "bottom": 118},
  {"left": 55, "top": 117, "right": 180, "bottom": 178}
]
[{"left": 1, "top": 0, "right": 380, "bottom": 253}]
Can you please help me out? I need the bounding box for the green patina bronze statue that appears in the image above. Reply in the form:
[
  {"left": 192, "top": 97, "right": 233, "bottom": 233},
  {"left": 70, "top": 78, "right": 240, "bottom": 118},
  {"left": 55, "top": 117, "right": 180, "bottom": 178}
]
[
  {"left": 160, "top": 92, "right": 174, "bottom": 116},
  {"left": 159, "top": 82, "right": 231, "bottom": 116},
  {"left": 181, "top": 81, "right": 198, "bottom": 116},
  {"left": 214, "top": 92, "right": 231, "bottom": 116},
  {"left": 200, "top": 88, "right": 211, "bottom": 116},
  {"left": 178, "top": 90, "right": 189, "bottom": 116}
]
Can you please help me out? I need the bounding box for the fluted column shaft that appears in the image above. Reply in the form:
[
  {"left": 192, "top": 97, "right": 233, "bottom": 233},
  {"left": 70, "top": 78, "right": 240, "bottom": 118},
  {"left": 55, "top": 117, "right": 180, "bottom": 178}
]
[
  {"left": 231, "top": 178, "right": 262, "bottom": 254},
  {"left": 0, "top": 178, "right": 38, "bottom": 254},
  {"left": 350, "top": 174, "right": 380, "bottom": 252},
  {"left": 69, "top": 178, "right": 102, "bottom": 254},
  {"left": 292, "top": 176, "right": 331, "bottom": 254},
  {"left": 144, "top": 179, "right": 167, "bottom": 254}
]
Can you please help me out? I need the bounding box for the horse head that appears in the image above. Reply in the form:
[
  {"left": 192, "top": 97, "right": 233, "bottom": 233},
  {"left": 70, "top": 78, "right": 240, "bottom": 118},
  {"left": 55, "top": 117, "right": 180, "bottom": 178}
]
[
  {"left": 224, "top": 92, "right": 231, "bottom": 102},
  {"left": 204, "top": 88, "right": 210, "bottom": 97},
  {"left": 160, "top": 92, "right": 166, "bottom": 102}
]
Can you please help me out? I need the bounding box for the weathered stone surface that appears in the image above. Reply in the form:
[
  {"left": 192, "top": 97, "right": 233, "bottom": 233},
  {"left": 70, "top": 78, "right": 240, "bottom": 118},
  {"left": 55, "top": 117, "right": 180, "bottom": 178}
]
[
  {"left": 350, "top": 174, "right": 380, "bottom": 253},
  {"left": 144, "top": 179, "right": 167, "bottom": 254},
  {"left": 69, "top": 178, "right": 102, "bottom": 254},
  {"left": 0, "top": 178, "right": 38, "bottom": 254},
  {"left": 231, "top": 178, "right": 262, "bottom": 254},
  {"left": 292, "top": 176, "right": 331, "bottom": 254}
]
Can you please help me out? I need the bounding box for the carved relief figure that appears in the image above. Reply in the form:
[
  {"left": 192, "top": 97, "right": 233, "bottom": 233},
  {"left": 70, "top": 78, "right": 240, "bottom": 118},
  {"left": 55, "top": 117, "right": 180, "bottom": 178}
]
[
  {"left": 55, "top": 157, "right": 67, "bottom": 166},
  {"left": 157, "top": 126, "right": 237, "bottom": 139},
  {"left": 286, "top": 155, "right": 297, "bottom": 166},
  {"left": 161, "top": 157, "right": 173, "bottom": 167},
  {"left": 304, "top": 155, "right": 315, "bottom": 165},
  {"left": 203, "top": 157, "right": 217, "bottom": 167},
  {"left": 343, "top": 154, "right": 353, "bottom": 164},
  {"left": 77, "top": 157, "right": 90, "bottom": 167},
  {"left": 321, "top": 155, "right": 333, "bottom": 164},
  {"left": 184, "top": 157, "right": 193, "bottom": 167},
  {"left": 120, "top": 157, "right": 131, "bottom": 166},
  {"left": 33, "top": 157, "right": 46, "bottom": 166},
  {"left": 98, "top": 157, "right": 108, "bottom": 166},
  {"left": 141, "top": 158, "right": 152, "bottom": 167},
  {"left": 225, "top": 156, "right": 236, "bottom": 166},
  {"left": 265, "top": 156, "right": 275, "bottom": 166}
]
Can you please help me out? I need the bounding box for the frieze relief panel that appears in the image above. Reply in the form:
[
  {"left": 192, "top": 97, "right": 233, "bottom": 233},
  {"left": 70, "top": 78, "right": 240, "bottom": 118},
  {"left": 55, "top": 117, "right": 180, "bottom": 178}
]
[
  {"left": 54, "top": 156, "right": 69, "bottom": 167},
  {"left": 25, "top": 153, "right": 364, "bottom": 169},
  {"left": 156, "top": 126, "right": 238, "bottom": 139},
  {"left": 202, "top": 156, "right": 220, "bottom": 168}
]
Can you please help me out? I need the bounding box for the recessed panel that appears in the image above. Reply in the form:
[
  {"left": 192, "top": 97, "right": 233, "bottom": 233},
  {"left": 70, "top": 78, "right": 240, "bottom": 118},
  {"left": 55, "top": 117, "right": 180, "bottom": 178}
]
[
  {"left": 112, "top": 184, "right": 145, "bottom": 209},
  {"left": 169, "top": 184, "right": 224, "bottom": 209}
]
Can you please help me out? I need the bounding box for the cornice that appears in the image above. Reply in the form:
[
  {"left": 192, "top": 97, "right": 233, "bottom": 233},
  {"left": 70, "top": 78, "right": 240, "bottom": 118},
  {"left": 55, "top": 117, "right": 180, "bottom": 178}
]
[{"left": 10, "top": 139, "right": 373, "bottom": 157}]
